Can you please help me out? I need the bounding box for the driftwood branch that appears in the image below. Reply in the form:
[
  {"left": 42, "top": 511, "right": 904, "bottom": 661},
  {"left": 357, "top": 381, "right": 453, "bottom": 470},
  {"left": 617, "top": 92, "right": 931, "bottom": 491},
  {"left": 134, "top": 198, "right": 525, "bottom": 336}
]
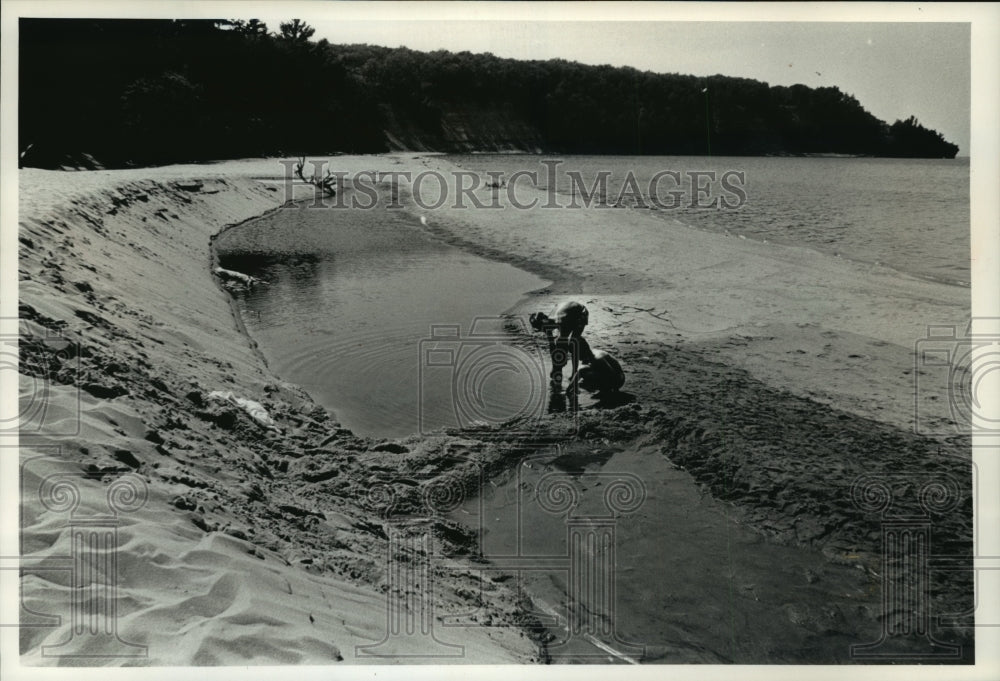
[
  {"left": 619, "top": 305, "right": 681, "bottom": 329},
  {"left": 295, "top": 156, "right": 337, "bottom": 196},
  {"left": 214, "top": 266, "right": 263, "bottom": 291}
]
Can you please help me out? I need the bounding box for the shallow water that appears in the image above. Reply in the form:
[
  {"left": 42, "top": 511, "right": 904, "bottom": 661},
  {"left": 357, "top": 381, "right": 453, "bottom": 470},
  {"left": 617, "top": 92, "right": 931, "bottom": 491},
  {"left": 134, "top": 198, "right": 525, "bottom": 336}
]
[
  {"left": 215, "top": 203, "right": 550, "bottom": 438},
  {"left": 450, "top": 442, "right": 897, "bottom": 664},
  {"left": 448, "top": 155, "right": 970, "bottom": 286},
  {"left": 212, "top": 178, "right": 971, "bottom": 664}
]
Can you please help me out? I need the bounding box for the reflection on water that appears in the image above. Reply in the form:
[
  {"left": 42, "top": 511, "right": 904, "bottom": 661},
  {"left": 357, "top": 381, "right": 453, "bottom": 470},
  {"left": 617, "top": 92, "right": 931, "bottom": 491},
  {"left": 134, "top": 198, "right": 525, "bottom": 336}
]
[
  {"left": 451, "top": 442, "right": 882, "bottom": 664},
  {"left": 216, "top": 204, "right": 551, "bottom": 438}
]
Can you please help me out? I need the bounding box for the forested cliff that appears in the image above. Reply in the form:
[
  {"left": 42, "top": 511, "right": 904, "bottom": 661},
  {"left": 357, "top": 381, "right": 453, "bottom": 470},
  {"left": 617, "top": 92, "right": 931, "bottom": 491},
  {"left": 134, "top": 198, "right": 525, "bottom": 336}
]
[{"left": 19, "top": 19, "right": 960, "bottom": 169}]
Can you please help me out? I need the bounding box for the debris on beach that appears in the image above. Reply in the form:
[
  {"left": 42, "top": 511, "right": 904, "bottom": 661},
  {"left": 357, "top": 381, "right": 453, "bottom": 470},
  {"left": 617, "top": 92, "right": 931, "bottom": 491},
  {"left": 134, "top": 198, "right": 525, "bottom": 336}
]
[
  {"left": 208, "top": 389, "right": 280, "bottom": 431},
  {"left": 213, "top": 265, "right": 262, "bottom": 291}
]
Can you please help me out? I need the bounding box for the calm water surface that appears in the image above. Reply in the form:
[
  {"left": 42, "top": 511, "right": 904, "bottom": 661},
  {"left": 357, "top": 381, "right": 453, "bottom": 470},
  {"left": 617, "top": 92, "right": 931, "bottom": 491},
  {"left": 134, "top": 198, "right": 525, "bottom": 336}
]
[
  {"left": 216, "top": 204, "right": 550, "bottom": 438},
  {"left": 218, "top": 155, "right": 969, "bottom": 437},
  {"left": 448, "top": 155, "right": 970, "bottom": 286}
]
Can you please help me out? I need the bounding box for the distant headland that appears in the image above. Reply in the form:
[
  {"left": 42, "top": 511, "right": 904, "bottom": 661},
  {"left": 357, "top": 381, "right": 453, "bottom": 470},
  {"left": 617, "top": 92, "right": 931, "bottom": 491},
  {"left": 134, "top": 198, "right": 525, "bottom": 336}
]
[{"left": 19, "top": 18, "right": 960, "bottom": 169}]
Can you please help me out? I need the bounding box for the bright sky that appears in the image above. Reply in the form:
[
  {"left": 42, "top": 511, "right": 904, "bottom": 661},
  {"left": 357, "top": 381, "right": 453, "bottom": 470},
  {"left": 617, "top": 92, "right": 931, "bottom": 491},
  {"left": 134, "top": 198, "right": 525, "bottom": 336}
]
[{"left": 304, "top": 19, "right": 970, "bottom": 155}]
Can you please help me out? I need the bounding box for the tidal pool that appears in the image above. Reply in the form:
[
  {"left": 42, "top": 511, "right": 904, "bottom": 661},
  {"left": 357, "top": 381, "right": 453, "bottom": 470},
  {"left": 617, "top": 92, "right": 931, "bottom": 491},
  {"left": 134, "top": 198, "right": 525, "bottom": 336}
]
[{"left": 215, "top": 203, "right": 551, "bottom": 438}]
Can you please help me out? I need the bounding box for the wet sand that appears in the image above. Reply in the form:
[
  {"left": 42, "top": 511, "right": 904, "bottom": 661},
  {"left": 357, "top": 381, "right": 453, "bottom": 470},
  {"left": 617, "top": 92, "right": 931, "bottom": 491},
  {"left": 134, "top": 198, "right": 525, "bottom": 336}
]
[{"left": 15, "top": 155, "right": 973, "bottom": 664}]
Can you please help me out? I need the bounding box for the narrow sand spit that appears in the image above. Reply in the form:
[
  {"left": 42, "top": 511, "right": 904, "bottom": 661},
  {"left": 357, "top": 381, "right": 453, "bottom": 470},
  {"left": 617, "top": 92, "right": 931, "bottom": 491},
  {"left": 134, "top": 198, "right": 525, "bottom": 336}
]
[{"left": 17, "top": 155, "right": 972, "bottom": 665}]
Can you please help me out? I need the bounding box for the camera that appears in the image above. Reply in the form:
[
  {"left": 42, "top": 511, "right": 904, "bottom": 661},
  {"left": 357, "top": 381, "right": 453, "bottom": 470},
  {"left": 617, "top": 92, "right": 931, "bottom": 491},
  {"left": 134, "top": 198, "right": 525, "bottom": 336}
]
[
  {"left": 914, "top": 320, "right": 1000, "bottom": 440},
  {"left": 418, "top": 316, "right": 551, "bottom": 436},
  {"left": 529, "top": 312, "right": 554, "bottom": 332}
]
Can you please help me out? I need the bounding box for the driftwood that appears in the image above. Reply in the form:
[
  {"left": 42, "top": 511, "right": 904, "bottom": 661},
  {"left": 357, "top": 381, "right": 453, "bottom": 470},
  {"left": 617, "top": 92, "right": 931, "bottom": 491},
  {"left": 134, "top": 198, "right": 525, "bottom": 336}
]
[
  {"left": 214, "top": 266, "right": 262, "bottom": 291},
  {"left": 294, "top": 156, "right": 337, "bottom": 196}
]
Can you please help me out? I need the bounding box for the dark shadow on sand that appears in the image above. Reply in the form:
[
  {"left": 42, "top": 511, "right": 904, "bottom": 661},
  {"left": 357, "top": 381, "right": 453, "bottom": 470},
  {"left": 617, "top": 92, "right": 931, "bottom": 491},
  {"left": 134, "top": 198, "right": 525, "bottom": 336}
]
[{"left": 548, "top": 390, "right": 636, "bottom": 414}]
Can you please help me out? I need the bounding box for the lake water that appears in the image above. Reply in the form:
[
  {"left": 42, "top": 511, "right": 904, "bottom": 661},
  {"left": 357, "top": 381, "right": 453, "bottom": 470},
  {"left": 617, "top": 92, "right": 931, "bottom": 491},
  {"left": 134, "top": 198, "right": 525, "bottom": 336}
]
[
  {"left": 447, "top": 155, "right": 970, "bottom": 286},
  {"left": 449, "top": 442, "right": 888, "bottom": 663},
  {"left": 215, "top": 156, "right": 971, "bottom": 662},
  {"left": 218, "top": 155, "right": 969, "bottom": 439},
  {"left": 215, "top": 203, "right": 551, "bottom": 438}
]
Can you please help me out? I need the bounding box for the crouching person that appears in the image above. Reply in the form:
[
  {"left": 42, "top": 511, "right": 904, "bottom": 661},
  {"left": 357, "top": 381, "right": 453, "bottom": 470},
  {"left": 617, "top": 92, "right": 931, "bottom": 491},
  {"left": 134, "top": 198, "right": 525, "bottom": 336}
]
[
  {"left": 530, "top": 301, "right": 625, "bottom": 396},
  {"left": 572, "top": 349, "right": 626, "bottom": 395}
]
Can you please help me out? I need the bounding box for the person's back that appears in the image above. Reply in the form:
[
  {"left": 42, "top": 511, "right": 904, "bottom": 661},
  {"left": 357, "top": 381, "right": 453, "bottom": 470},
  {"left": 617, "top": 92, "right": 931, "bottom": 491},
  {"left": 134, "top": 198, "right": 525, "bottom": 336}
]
[{"left": 577, "top": 349, "right": 626, "bottom": 393}]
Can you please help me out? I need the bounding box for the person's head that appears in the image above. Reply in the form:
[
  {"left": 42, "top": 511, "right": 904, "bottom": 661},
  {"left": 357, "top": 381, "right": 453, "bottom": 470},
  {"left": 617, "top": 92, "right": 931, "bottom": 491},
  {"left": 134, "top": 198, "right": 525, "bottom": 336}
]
[{"left": 555, "top": 301, "right": 588, "bottom": 335}]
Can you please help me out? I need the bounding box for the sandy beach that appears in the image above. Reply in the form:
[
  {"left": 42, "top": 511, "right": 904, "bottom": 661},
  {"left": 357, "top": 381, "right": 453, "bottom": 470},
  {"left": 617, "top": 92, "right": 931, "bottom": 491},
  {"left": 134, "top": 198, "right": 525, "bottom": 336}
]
[{"left": 16, "top": 154, "right": 973, "bottom": 664}]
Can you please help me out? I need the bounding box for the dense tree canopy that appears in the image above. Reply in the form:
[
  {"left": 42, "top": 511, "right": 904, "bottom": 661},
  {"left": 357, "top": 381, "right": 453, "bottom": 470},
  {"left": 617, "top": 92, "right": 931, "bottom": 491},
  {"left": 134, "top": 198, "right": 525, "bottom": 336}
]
[{"left": 19, "top": 18, "right": 959, "bottom": 168}]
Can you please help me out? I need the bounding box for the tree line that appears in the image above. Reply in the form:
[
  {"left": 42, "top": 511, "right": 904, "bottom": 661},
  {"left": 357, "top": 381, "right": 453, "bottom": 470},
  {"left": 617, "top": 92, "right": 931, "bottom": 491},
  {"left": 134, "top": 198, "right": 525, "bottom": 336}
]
[{"left": 18, "top": 18, "right": 960, "bottom": 168}]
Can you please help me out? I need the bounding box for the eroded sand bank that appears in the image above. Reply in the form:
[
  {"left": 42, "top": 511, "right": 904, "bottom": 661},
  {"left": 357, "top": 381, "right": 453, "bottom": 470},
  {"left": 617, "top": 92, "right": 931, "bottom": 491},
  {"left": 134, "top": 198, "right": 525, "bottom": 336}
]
[{"left": 17, "top": 160, "right": 542, "bottom": 665}]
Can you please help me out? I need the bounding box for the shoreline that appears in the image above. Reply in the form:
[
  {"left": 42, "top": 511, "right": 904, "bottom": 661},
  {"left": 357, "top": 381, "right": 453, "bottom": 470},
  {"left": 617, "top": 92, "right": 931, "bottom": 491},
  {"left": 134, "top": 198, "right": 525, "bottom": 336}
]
[
  {"left": 211, "top": 159, "right": 973, "bottom": 661},
  {"left": 16, "top": 155, "right": 974, "bottom": 664},
  {"left": 441, "top": 152, "right": 971, "bottom": 290},
  {"left": 208, "top": 203, "right": 292, "bottom": 372},
  {"left": 399, "top": 155, "right": 968, "bottom": 434},
  {"left": 17, "top": 161, "right": 546, "bottom": 664}
]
